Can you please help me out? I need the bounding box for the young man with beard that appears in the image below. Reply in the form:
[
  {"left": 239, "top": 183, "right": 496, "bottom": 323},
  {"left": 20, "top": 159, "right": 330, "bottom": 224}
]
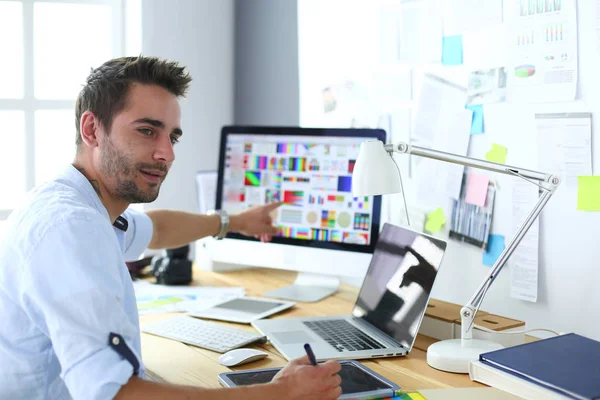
[{"left": 0, "top": 56, "right": 342, "bottom": 400}]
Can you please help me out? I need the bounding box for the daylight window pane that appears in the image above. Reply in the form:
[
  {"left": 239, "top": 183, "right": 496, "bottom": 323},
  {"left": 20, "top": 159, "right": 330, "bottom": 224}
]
[
  {"left": 35, "top": 110, "right": 76, "bottom": 185},
  {"left": 0, "top": 111, "right": 26, "bottom": 209},
  {"left": 34, "top": 3, "right": 113, "bottom": 100},
  {"left": 0, "top": 2, "right": 24, "bottom": 99}
]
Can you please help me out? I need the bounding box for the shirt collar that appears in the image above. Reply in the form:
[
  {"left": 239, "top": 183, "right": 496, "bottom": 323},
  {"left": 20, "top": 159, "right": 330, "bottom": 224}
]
[{"left": 57, "top": 164, "right": 111, "bottom": 223}]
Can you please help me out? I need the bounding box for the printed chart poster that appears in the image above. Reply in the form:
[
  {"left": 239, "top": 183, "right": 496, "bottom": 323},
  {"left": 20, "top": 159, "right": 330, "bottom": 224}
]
[{"left": 507, "top": 0, "right": 577, "bottom": 103}]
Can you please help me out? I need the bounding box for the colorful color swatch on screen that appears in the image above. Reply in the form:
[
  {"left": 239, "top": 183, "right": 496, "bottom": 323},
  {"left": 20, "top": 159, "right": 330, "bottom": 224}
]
[
  {"left": 327, "top": 194, "right": 345, "bottom": 204},
  {"left": 244, "top": 142, "right": 252, "bottom": 153},
  {"left": 348, "top": 160, "right": 356, "bottom": 173},
  {"left": 321, "top": 210, "right": 336, "bottom": 228},
  {"left": 331, "top": 230, "right": 343, "bottom": 242},
  {"left": 343, "top": 232, "right": 369, "bottom": 245},
  {"left": 283, "top": 176, "right": 310, "bottom": 183},
  {"left": 271, "top": 172, "right": 282, "bottom": 188},
  {"left": 311, "top": 228, "right": 330, "bottom": 241},
  {"left": 308, "top": 194, "right": 325, "bottom": 205},
  {"left": 353, "top": 196, "right": 370, "bottom": 209},
  {"left": 353, "top": 213, "right": 370, "bottom": 231},
  {"left": 250, "top": 156, "right": 268, "bottom": 170},
  {"left": 265, "top": 189, "right": 280, "bottom": 203},
  {"left": 244, "top": 171, "right": 261, "bottom": 186},
  {"left": 338, "top": 176, "right": 352, "bottom": 192},
  {"left": 288, "top": 157, "right": 306, "bottom": 172},
  {"left": 277, "top": 143, "right": 308, "bottom": 155},
  {"left": 279, "top": 226, "right": 311, "bottom": 240},
  {"left": 283, "top": 190, "right": 304, "bottom": 206}
]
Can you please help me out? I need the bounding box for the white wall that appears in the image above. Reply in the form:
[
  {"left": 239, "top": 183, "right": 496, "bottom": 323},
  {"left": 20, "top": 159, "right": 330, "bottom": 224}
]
[
  {"left": 141, "top": 0, "right": 234, "bottom": 214},
  {"left": 432, "top": 0, "right": 600, "bottom": 340},
  {"left": 298, "top": 0, "right": 600, "bottom": 341}
]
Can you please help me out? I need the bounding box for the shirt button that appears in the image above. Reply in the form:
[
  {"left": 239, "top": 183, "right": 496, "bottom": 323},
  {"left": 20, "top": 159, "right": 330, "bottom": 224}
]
[{"left": 112, "top": 337, "right": 120, "bottom": 345}]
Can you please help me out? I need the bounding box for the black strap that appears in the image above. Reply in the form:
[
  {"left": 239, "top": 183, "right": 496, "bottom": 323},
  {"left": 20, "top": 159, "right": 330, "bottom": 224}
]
[
  {"left": 113, "top": 216, "right": 129, "bottom": 232},
  {"left": 108, "top": 333, "right": 139, "bottom": 376}
]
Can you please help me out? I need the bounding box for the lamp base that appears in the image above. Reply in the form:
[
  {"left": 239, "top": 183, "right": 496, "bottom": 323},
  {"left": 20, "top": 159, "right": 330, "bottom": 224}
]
[{"left": 426, "top": 339, "right": 504, "bottom": 373}]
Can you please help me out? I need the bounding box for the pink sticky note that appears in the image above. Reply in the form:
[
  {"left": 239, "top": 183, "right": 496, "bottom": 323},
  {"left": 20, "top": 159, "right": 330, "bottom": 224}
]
[{"left": 465, "top": 172, "right": 489, "bottom": 207}]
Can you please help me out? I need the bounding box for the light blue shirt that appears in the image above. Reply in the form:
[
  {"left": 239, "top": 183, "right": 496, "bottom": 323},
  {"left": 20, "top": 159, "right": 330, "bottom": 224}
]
[{"left": 0, "top": 165, "right": 153, "bottom": 399}]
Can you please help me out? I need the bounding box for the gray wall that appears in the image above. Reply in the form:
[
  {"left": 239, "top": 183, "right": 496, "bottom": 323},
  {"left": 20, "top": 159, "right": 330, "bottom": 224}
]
[
  {"left": 234, "top": 0, "right": 300, "bottom": 125},
  {"left": 141, "top": 0, "right": 235, "bottom": 214}
]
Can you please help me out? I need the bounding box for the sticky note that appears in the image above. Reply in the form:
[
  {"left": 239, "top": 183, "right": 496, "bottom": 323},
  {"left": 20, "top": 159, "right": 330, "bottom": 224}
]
[
  {"left": 485, "top": 143, "right": 507, "bottom": 164},
  {"left": 577, "top": 176, "right": 600, "bottom": 211},
  {"left": 442, "top": 35, "right": 463, "bottom": 65},
  {"left": 465, "top": 172, "right": 490, "bottom": 206},
  {"left": 424, "top": 207, "right": 446, "bottom": 233},
  {"left": 483, "top": 234, "right": 505, "bottom": 266},
  {"left": 465, "top": 104, "right": 484, "bottom": 134}
]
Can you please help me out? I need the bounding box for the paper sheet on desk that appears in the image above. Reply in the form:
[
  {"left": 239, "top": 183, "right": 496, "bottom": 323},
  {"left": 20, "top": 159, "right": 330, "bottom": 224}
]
[{"left": 133, "top": 281, "right": 245, "bottom": 315}]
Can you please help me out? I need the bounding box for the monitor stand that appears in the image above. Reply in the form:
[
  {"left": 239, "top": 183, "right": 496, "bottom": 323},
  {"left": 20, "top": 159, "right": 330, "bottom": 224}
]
[{"left": 262, "top": 272, "right": 340, "bottom": 302}]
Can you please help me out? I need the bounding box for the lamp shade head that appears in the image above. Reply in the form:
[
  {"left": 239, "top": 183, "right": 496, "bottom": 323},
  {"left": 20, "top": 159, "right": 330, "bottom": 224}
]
[{"left": 352, "top": 140, "right": 402, "bottom": 196}]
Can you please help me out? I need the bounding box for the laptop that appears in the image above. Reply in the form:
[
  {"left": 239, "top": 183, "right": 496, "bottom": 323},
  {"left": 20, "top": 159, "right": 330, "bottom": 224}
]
[{"left": 252, "top": 223, "right": 447, "bottom": 361}]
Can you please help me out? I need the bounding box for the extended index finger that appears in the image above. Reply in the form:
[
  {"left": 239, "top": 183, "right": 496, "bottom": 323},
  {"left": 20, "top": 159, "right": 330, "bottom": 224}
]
[{"left": 320, "top": 360, "right": 342, "bottom": 375}]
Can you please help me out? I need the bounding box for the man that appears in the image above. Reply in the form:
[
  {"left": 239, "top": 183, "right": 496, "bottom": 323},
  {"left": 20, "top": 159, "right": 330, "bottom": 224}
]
[{"left": 0, "top": 56, "right": 342, "bottom": 400}]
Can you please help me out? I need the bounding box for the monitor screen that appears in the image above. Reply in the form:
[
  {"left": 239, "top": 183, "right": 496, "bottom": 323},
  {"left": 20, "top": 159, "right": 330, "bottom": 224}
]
[
  {"left": 352, "top": 223, "right": 447, "bottom": 348},
  {"left": 216, "top": 126, "right": 385, "bottom": 253}
]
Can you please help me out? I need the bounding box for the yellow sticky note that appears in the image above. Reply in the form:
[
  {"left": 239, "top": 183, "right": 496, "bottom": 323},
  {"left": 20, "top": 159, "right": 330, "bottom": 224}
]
[
  {"left": 485, "top": 143, "right": 507, "bottom": 164},
  {"left": 577, "top": 176, "right": 600, "bottom": 211},
  {"left": 425, "top": 207, "right": 446, "bottom": 233}
]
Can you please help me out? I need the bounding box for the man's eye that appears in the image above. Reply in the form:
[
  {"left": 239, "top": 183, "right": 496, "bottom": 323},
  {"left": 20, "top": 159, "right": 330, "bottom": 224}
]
[
  {"left": 138, "top": 128, "right": 153, "bottom": 136},
  {"left": 170, "top": 136, "right": 180, "bottom": 144}
]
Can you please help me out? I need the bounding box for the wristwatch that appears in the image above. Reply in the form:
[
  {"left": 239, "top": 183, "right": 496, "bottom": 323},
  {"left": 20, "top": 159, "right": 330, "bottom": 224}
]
[{"left": 207, "top": 209, "right": 229, "bottom": 239}]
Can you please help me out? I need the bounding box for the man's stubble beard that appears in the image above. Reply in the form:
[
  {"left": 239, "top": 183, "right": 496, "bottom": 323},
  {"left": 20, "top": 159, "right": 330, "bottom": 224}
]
[{"left": 99, "top": 136, "right": 165, "bottom": 203}]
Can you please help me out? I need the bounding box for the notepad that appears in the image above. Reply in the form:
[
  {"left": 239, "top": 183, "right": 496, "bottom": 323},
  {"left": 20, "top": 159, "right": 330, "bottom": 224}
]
[{"left": 479, "top": 333, "right": 600, "bottom": 400}]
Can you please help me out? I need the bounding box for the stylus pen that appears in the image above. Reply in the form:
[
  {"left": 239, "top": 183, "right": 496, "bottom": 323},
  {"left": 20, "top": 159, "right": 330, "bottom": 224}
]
[{"left": 304, "top": 343, "right": 318, "bottom": 366}]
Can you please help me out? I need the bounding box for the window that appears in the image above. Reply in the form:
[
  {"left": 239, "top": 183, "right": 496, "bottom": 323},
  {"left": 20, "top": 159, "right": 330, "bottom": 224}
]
[{"left": 0, "top": 0, "right": 141, "bottom": 220}]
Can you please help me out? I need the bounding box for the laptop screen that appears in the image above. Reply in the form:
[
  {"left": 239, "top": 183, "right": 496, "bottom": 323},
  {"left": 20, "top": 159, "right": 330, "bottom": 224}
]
[{"left": 352, "top": 223, "right": 447, "bottom": 349}]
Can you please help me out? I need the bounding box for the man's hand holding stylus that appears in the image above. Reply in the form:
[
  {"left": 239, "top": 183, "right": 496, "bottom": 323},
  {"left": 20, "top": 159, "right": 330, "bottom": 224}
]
[{"left": 271, "top": 355, "right": 342, "bottom": 400}]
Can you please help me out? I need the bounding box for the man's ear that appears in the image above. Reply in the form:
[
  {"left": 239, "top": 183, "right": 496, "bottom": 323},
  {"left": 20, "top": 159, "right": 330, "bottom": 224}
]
[{"left": 80, "top": 111, "right": 102, "bottom": 148}]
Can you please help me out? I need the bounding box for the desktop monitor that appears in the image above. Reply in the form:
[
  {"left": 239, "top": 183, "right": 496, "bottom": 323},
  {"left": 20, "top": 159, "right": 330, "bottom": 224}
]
[{"left": 206, "top": 126, "right": 385, "bottom": 302}]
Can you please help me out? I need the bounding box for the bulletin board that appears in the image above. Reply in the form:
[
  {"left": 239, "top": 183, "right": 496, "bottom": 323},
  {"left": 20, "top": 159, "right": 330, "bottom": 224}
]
[{"left": 298, "top": 0, "right": 600, "bottom": 340}]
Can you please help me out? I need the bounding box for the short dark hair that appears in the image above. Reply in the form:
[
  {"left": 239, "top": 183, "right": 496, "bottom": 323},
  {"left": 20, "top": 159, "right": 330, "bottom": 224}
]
[{"left": 75, "top": 56, "right": 192, "bottom": 146}]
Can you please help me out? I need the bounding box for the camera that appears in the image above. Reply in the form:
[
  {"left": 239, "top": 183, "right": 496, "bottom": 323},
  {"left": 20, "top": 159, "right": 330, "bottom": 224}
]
[{"left": 151, "top": 244, "right": 192, "bottom": 285}]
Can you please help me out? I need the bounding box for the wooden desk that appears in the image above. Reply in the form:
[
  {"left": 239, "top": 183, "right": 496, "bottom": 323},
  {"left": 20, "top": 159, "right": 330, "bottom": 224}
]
[{"left": 140, "top": 268, "right": 482, "bottom": 391}]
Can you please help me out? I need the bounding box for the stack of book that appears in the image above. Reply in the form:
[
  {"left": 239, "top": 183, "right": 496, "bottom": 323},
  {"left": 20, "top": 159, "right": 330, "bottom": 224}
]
[{"left": 469, "top": 333, "right": 600, "bottom": 400}]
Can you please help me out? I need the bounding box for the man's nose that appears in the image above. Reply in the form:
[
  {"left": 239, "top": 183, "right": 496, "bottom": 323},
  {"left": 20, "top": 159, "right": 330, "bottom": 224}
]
[{"left": 154, "top": 133, "right": 175, "bottom": 164}]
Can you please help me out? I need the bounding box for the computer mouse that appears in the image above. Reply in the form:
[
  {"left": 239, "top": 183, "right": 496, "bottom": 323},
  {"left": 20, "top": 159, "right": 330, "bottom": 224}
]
[{"left": 218, "top": 348, "right": 269, "bottom": 367}]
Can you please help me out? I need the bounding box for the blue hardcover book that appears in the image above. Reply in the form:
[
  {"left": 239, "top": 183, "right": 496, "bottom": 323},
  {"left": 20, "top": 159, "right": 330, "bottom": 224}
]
[{"left": 479, "top": 333, "right": 600, "bottom": 400}]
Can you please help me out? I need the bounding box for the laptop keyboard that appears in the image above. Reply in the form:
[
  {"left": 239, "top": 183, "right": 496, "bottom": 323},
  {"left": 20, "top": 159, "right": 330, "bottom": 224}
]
[{"left": 303, "top": 319, "right": 386, "bottom": 352}]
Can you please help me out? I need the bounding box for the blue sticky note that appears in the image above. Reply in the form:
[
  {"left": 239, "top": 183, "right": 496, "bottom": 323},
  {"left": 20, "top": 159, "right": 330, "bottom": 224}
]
[
  {"left": 442, "top": 35, "right": 463, "bottom": 65},
  {"left": 466, "top": 104, "right": 484, "bottom": 134},
  {"left": 483, "top": 234, "right": 505, "bottom": 266}
]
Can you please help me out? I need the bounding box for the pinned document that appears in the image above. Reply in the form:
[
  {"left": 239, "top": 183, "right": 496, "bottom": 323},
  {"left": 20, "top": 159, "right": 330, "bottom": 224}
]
[
  {"left": 425, "top": 207, "right": 446, "bottom": 233},
  {"left": 485, "top": 143, "right": 507, "bottom": 164},
  {"left": 577, "top": 176, "right": 600, "bottom": 211},
  {"left": 483, "top": 234, "right": 505, "bottom": 266},
  {"left": 465, "top": 104, "right": 484, "bottom": 134}
]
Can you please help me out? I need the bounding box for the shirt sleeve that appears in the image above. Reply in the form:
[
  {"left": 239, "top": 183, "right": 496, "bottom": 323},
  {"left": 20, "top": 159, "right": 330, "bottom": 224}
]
[
  {"left": 121, "top": 208, "right": 153, "bottom": 262},
  {"left": 21, "top": 215, "right": 141, "bottom": 400}
]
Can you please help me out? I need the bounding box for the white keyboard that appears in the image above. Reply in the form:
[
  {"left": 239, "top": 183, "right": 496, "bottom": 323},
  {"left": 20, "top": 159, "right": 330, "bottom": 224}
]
[{"left": 142, "top": 315, "right": 266, "bottom": 353}]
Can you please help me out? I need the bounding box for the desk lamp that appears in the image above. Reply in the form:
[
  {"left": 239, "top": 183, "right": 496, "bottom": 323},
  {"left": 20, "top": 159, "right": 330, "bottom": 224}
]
[{"left": 352, "top": 140, "right": 560, "bottom": 373}]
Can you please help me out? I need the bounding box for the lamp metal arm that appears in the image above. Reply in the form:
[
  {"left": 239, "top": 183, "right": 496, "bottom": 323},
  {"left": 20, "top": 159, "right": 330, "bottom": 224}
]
[{"left": 385, "top": 141, "right": 560, "bottom": 342}]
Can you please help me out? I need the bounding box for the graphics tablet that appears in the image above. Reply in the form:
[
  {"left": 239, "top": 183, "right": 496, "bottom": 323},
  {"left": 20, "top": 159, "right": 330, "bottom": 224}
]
[
  {"left": 217, "top": 360, "right": 401, "bottom": 399},
  {"left": 187, "top": 296, "right": 295, "bottom": 324}
]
